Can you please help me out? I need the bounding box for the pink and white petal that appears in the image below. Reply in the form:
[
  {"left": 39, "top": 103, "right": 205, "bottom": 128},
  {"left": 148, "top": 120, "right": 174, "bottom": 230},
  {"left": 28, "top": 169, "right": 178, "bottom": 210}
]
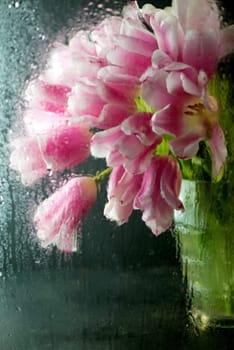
[
  {"left": 121, "top": 112, "right": 160, "bottom": 146},
  {"left": 55, "top": 226, "right": 78, "bottom": 252},
  {"left": 24, "top": 109, "right": 69, "bottom": 135},
  {"left": 68, "top": 81, "right": 105, "bottom": 117},
  {"left": 118, "top": 134, "right": 144, "bottom": 159},
  {"left": 41, "top": 124, "right": 91, "bottom": 171},
  {"left": 68, "top": 114, "right": 101, "bottom": 129},
  {"left": 68, "top": 56, "right": 104, "bottom": 79},
  {"left": 160, "top": 158, "right": 184, "bottom": 210},
  {"left": 42, "top": 45, "right": 84, "bottom": 87},
  {"left": 121, "top": 17, "right": 156, "bottom": 45},
  {"left": 124, "top": 143, "right": 156, "bottom": 174},
  {"left": 166, "top": 71, "right": 185, "bottom": 96},
  {"left": 97, "top": 104, "right": 134, "bottom": 129},
  {"left": 97, "top": 81, "right": 138, "bottom": 106},
  {"left": 152, "top": 49, "right": 172, "bottom": 69},
  {"left": 141, "top": 3, "right": 159, "bottom": 25},
  {"left": 134, "top": 158, "right": 174, "bottom": 235},
  {"left": 104, "top": 166, "right": 142, "bottom": 224},
  {"left": 150, "top": 10, "right": 183, "bottom": 61},
  {"left": 143, "top": 201, "right": 173, "bottom": 235},
  {"left": 119, "top": 171, "right": 143, "bottom": 205},
  {"left": 134, "top": 160, "right": 157, "bottom": 209},
  {"left": 91, "top": 17, "right": 122, "bottom": 56},
  {"left": 219, "top": 25, "right": 234, "bottom": 59},
  {"left": 90, "top": 127, "right": 121, "bottom": 158},
  {"left": 181, "top": 72, "right": 201, "bottom": 96},
  {"left": 92, "top": 128, "right": 143, "bottom": 162},
  {"left": 69, "top": 30, "right": 96, "bottom": 56},
  {"left": 107, "top": 166, "right": 125, "bottom": 197},
  {"left": 165, "top": 61, "right": 192, "bottom": 71},
  {"left": 173, "top": 0, "right": 219, "bottom": 32},
  {"left": 10, "top": 137, "right": 47, "bottom": 186},
  {"left": 104, "top": 199, "right": 133, "bottom": 224},
  {"left": 34, "top": 177, "right": 97, "bottom": 252},
  {"left": 141, "top": 70, "right": 172, "bottom": 110},
  {"left": 183, "top": 29, "right": 218, "bottom": 77},
  {"left": 172, "top": 0, "right": 187, "bottom": 30},
  {"left": 115, "top": 35, "right": 157, "bottom": 57},
  {"left": 207, "top": 123, "right": 227, "bottom": 177},
  {"left": 151, "top": 104, "right": 184, "bottom": 136},
  {"left": 106, "top": 46, "right": 151, "bottom": 77},
  {"left": 169, "top": 132, "right": 204, "bottom": 159},
  {"left": 122, "top": 1, "right": 140, "bottom": 20},
  {"left": 25, "top": 79, "right": 70, "bottom": 107},
  {"left": 107, "top": 151, "right": 125, "bottom": 167},
  {"left": 98, "top": 65, "right": 139, "bottom": 86}
]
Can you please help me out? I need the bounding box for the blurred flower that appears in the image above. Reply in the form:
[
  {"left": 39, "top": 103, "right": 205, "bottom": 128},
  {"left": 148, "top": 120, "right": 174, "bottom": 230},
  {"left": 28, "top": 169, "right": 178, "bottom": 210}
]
[
  {"left": 140, "top": 0, "right": 234, "bottom": 176},
  {"left": 34, "top": 177, "right": 97, "bottom": 252},
  {"left": 91, "top": 112, "right": 161, "bottom": 174},
  {"left": 10, "top": 124, "right": 91, "bottom": 185},
  {"left": 142, "top": 0, "right": 234, "bottom": 76},
  {"left": 67, "top": 5, "right": 158, "bottom": 128},
  {"left": 104, "top": 166, "right": 142, "bottom": 224},
  {"left": 9, "top": 0, "right": 234, "bottom": 250},
  {"left": 10, "top": 137, "right": 47, "bottom": 186},
  {"left": 134, "top": 156, "right": 184, "bottom": 234}
]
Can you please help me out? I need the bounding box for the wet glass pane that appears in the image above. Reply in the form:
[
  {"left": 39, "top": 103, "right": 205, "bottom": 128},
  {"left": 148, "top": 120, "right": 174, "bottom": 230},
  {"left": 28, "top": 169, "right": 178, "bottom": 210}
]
[{"left": 0, "top": 0, "right": 233, "bottom": 349}]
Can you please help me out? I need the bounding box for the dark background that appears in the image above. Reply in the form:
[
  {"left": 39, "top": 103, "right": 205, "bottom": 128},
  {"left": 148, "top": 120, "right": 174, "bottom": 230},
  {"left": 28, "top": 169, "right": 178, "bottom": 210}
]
[{"left": 0, "top": 0, "right": 233, "bottom": 349}]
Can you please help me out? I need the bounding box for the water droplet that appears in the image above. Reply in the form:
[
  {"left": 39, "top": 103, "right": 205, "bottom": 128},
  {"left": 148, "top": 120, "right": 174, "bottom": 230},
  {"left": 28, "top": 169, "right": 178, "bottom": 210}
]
[
  {"left": 8, "top": 1, "right": 20, "bottom": 8},
  {"left": 0, "top": 195, "right": 4, "bottom": 205},
  {"left": 30, "top": 63, "right": 38, "bottom": 71},
  {"left": 47, "top": 169, "right": 53, "bottom": 177},
  {"left": 38, "top": 33, "right": 46, "bottom": 41}
]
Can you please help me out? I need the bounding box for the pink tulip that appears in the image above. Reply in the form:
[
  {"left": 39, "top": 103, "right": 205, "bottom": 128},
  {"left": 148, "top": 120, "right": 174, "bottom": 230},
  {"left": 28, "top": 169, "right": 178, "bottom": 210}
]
[
  {"left": 91, "top": 112, "right": 161, "bottom": 174},
  {"left": 104, "top": 166, "right": 142, "bottom": 224},
  {"left": 40, "top": 123, "right": 91, "bottom": 172},
  {"left": 172, "top": 0, "right": 234, "bottom": 66},
  {"left": 67, "top": 6, "right": 158, "bottom": 128},
  {"left": 140, "top": 0, "right": 233, "bottom": 177},
  {"left": 207, "top": 123, "right": 227, "bottom": 177},
  {"left": 34, "top": 177, "right": 97, "bottom": 252},
  {"left": 9, "top": 0, "right": 234, "bottom": 248},
  {"left": 142, "top": 0, "right": 234, "bottom": 77},
  {"left": 41, "top": 39, "right": 102, "bottom": 87},
  {"left": 25, "top": 78, "right": 70, "bottom": 113},
  {"left": 10, "top": 137, "right": 47, "bottom": 186},
  {"left": 10, "top": 124, "right": 91, "bottom": 185},
  {"left": 134, "top": 156, "right": 184, "bottom": 235},
  {"left": 67, "top": 69, "right": 138, "bottom": 129}
]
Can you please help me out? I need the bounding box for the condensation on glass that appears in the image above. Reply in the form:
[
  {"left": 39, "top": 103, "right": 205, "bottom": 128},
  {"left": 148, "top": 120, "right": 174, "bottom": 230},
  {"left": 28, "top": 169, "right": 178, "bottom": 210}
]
[{"left": 0, "top": 1, "right": 233, "bottom": 349}]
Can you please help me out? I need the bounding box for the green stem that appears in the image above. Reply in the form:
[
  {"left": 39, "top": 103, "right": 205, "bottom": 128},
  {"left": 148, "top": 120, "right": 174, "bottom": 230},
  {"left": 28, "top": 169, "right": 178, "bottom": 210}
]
[{"left": 94, "top": 167, "right": 112, "bottom": 183}]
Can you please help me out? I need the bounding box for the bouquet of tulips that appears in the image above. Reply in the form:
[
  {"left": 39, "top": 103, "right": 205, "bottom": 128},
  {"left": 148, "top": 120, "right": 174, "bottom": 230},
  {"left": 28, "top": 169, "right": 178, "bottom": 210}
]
[{"left": 10, "top": 0, "right": 234, "bottom": 252}]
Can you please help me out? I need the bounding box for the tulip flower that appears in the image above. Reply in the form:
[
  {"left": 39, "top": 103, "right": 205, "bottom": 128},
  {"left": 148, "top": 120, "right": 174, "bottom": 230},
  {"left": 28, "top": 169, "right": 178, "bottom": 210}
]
[
  {"left": 104, "top": 166, "right": 142, "bottom": 224},
  {"left": 34, "top": 177, "right": 97, "bottom": 252},
  {"left": 8, "top": 0, "right": 234, "bottom": 249},
  {"left": 10, "top": 124, "right": 91, "bottom": 185},
  {"left": 134, "top": 156, "right": 184, "bottom": 235}
]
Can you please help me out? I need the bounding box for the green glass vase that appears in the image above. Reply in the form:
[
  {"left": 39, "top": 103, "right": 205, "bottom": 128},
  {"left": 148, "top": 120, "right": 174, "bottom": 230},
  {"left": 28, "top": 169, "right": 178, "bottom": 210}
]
[
  {"left": 174, "top": 72, "right": 234, "bottom": 330},
  {"left": 175, "top": 180, "right": 234, "bottom": 330}
]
